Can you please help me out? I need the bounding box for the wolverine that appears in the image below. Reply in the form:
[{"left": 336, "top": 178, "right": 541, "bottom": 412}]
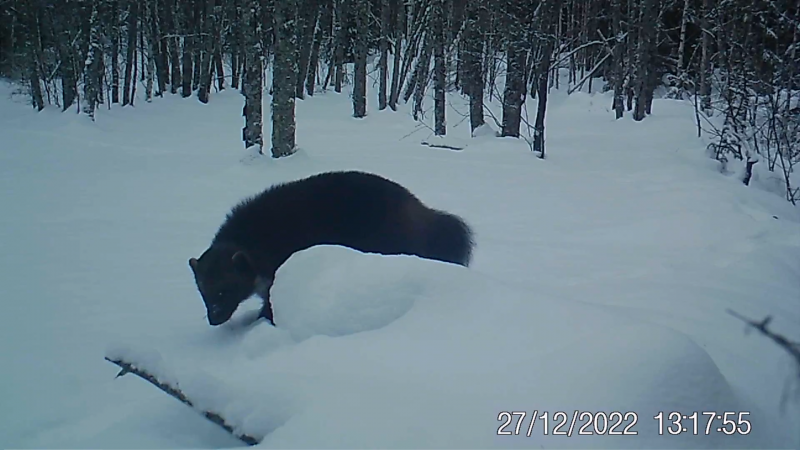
[{"left": 189, "top": 170, "right": 474, "bottom": 326}]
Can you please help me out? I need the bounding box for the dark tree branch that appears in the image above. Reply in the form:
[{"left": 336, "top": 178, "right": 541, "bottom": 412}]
[
  {"left": 727, "top": 310, "right": 800, "bottom": 362},
  {"left": 104, "top": 357, "right": 260, "bottom": 446},
  {"left": 727, "top": 309, "right": 800, "bottom": 410}
]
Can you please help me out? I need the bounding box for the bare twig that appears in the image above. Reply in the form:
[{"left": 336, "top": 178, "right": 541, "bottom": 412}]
[
  {"left": 727, "top": 311, "right": 800, "bottom": 361},
  {"left": 421, "top": 141, "right": 464, "bottom": 150},
  {"left": 104, "top": 357, "right": 260, "bottom": 446},
  {"left": 727, "top": 309, "right": 800, "bottom": 410}
]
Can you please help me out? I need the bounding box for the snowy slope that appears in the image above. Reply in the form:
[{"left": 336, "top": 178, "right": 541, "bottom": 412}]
[{"left": 1, "top": 77, "right": 798, "bottom": 449}]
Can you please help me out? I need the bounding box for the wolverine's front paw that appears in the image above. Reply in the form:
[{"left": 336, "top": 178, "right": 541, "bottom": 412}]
[{"left": 258, "top": 304, "right": 275, "bottom": 326}]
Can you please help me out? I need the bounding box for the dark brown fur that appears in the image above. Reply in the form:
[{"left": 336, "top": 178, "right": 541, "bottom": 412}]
[{"left": 189, "top": 171, "right": 474, "bottom": 326}]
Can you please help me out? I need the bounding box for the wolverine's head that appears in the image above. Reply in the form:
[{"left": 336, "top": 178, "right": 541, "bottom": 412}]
[{"left": 189, "top": 244, "right": 258, "bottom": 326}]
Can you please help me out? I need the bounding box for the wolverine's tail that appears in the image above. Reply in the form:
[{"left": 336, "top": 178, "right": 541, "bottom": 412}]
[{"left": 423, "top": 209, "right": 475, "bottom": 266}]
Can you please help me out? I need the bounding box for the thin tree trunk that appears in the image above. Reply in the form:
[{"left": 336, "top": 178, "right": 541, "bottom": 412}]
[
  {"left": 198, "top": 0, "right": 216, "bottom": 103},
  {"left": 463, "top": 0, "right": 485, "bottom": 133},
  {"left": 305, "top": 1, "right": 329, "bottom": 96},
  {"left": 110, "top": 0, "right": 121, "bottom": 103},
  {"left": 295, "top": 0, "right": 320, "bottom": 99},
  {"left": 432, "top": 0, "right": 446, "bottom": 135},
  {"left": 411, "top": 36, "right": 432, "bottom": 120},
  {"left": 699, "top": 0, "right": 712, "bottom": 114},
  {"left": 122, "top": 0, "right": 139, "bottom": 106},
  {"left": 352, "top": 0, "right": 368, "bottom": 118},
  {"left": 612, "top": 0, "right": 624, "bottom": 119},
  {"left": 388, "top": 0, "right": 403, "bottom": 111},
  {"left": 165, "top": 0, "right": 181, "bottom": 93},
  {"left": 181, "top": 0, "right": 193, "bottom": 97},
  {"left": 333, "top": 0, "right": 345, "bottom": 93},
  {"left": 378, "top": 0, "right": 391, "bottom": 110}
]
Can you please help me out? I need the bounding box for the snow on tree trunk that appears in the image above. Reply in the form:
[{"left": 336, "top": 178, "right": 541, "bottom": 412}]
[
  {"left": 333, "top": 0, "right": 345, "bottom": 93},
  {"left": 271, "top": 0, "right": 298, "bottom": 157},
  {"left": 110, "top": 0, "right": 121, "bottom": 103},
  {"left": 432, "top": 0, "right": 446, "bottom": 135},
  {"left": 501, "top": 43, "right": 527, "bottom": 136},
  {"left": 352, "top": 0, "right": 368, "bottom": 118},
  {"left": 241, "top": 0, "right": 263, "bottom": 151},
  {"left": 612, "top": 0, "right": 625, "bottom": 119},
  {"left": 82, "top": 2, "right": 101, "bottom": 119},
  {"left": 699, "top": 0, "right": 712, "bottom": 114},
  {"left": 143, "top": 0, "right": 156, "bottom": 103},
  {"left": 378, "top": 0, "right": 391, "bottom": 110},
  {"left": 412, "top": 36, "right": 432, "bottom": 121},
  {"left": 122, "top": 0, "right": 139, "bottom": 106}
]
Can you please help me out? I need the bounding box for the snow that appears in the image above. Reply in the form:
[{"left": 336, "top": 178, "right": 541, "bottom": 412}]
[{"left": 1, "top": 72, "right": 799, "bottom": 449}]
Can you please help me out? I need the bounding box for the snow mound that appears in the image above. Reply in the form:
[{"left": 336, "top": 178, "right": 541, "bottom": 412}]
[
  {"left": 231, "top": 246, "right": 778, "bottom": 448},
  {"left": 271, "top": 245, "right": 428, "bottom": 342}
]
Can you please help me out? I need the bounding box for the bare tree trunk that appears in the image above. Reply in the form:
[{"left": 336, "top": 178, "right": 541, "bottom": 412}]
[
  {"left": 432, "top": 0, "right": 446, "bottom": 135},
  {"left": 150, "top": 0, "right": 168, "bottom": 95},
  {"left": 388, "top": 0, "right": 404, "bottom": 111},
  {"left": 333, "top": 0, "right": 345, "bottom": 93},
  {"left": 122, "top": 0, "right": 139, "bottom": 106},
  {"left": 198, "top": 0, "right": 217, "bottom": 103},
  {"left": 378, "top": 0, "right": 391, "bottom": 110},
  {"left": 214, "top": 50, "right": 225, "bottom": 91},
  {"left": 463, "top": 0, "right": 485, "bottom": 133},
  {"left": 500, "top": 26, "right": 527, "bottom": 136},
  {"left": 271, "top": 0, "right": 298, "bottom": 157},
  {"left": 242, "top": 0, "right": 264, "bottom": 151},
  {"left": 352, "top": 0, "right": 368, "bottom": 118},
  {"left": 165, "top": 0, "right": 181, "bottom": 94},
  {"left": 191, "top": 1, "right": 203, "bottom": 91},
  {"left": 625, "top": 0, "right": 635, "bottom": 111},
  {"left": 110, "top": 0, "right": 121, "bottom": 103},
  {"left": 674, "top": 0, "right": 690, "bottom": 95},
  {"left": 83, "top": 2, "right": 102, "bottom": 119},
  {"left": 229, "top": 0, "right": 243, "bottom": 90},
  {"left": 305, "top": 1, "right": 330, "bottom": 96},
  {"left": 533, "top": 42, "right": 552, "bottom": 156},
  {"left": 612, "top": 0, "right": 625, "bottom": 119},
  {"left": 180, "top": 0, "right": 193, "bottom": 97},
  {"left": 411, "top": 36, "right": 432, "bottom": 120},
  {"left": 699, "top": 0, "right": 712, "bottom": 114},
  {"left": 632, "top": 0, "right": 651, "bottom": 121},
  {"left": 143, "top": 0, "right": 156, "bottom": 102},
  {"left": 295, "top": 0, "right": 320, "bottom": 99}
]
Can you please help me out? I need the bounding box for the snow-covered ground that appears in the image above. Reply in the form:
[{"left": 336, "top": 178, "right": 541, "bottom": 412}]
[{"left": 1, "top": 75, "right": 799, "bottom": 449}]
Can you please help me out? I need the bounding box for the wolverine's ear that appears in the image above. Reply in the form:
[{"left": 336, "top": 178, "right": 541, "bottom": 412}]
[
  {"left": 189, "top": 257, "right": 198, "bottom": 271},
  {"left": 231, "top": 251, "right": 254, "bottom": 275}
]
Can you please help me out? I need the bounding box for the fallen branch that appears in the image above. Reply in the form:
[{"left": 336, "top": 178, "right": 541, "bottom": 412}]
[
  {"left": 727, "top": 309, "right": 800, "bottom": 409},
  {"left": 104, "top": 357, "right": 260, "bottom": 446},
  {"left": 420, "top": 141, "right": 464, "bottom": 151}
]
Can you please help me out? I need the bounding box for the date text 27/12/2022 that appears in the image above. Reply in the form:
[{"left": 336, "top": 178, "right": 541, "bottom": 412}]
[{"left": 496, "top": 411, "right": 752, "bottom": 437}]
